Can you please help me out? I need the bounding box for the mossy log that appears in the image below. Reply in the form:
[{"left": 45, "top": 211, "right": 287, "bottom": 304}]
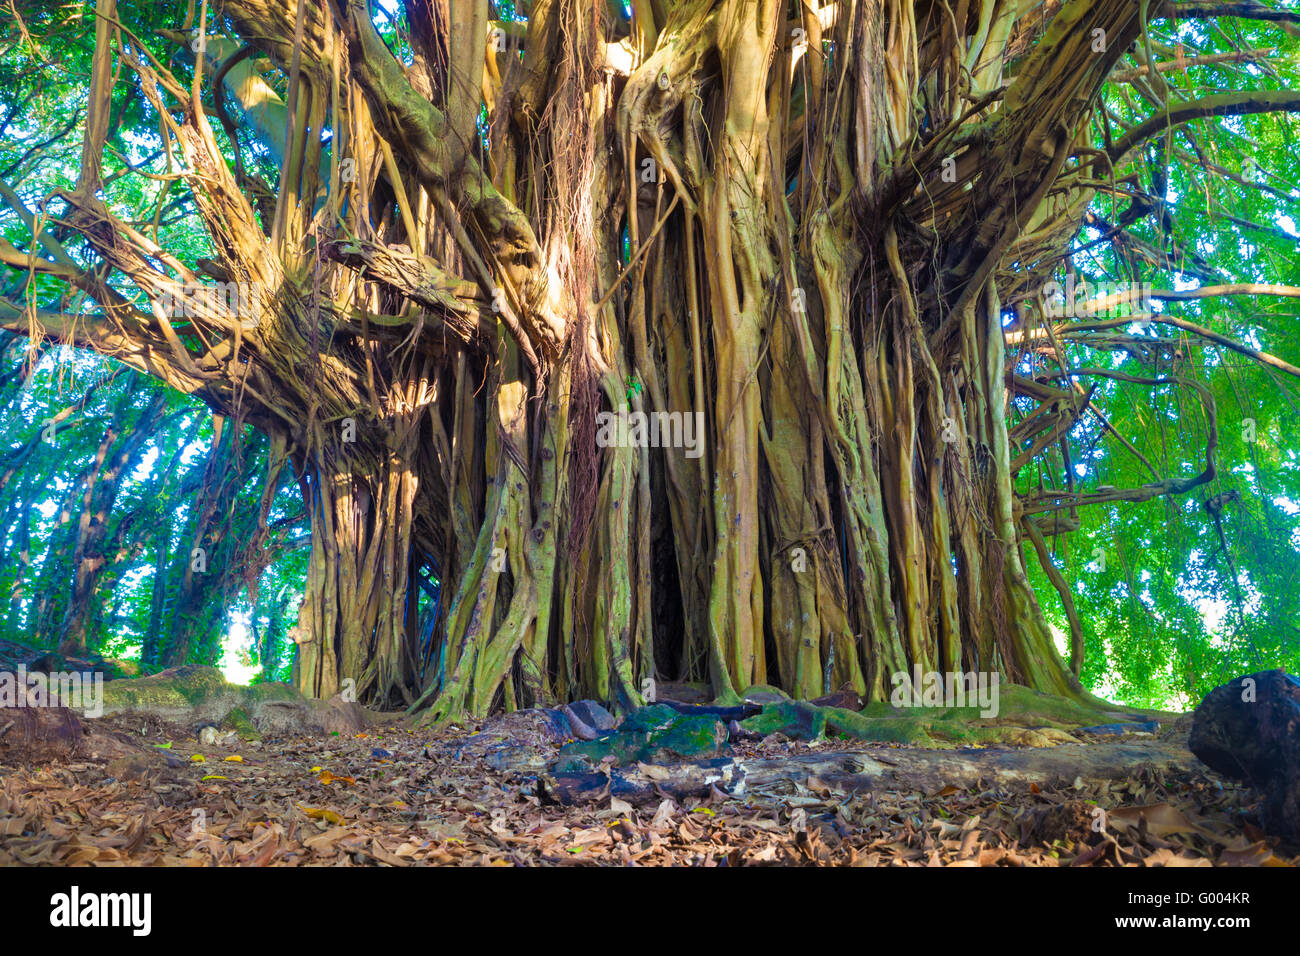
[
  {"left": 542, "top": 739, "right": 1200, "bottom": 807},
  {"left": 97, "top": 666, "right": 367, "bottom": 736}
]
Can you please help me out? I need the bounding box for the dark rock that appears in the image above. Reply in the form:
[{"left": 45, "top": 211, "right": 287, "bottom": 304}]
[
  {"left": 566, "top": 700, "right": 616, "bottom": 733},
  {"left": 1190, "top": 670, "right": 1298, "bottom": 780},
  {"left": 559, "top": 704, "right": 601, "bottom": 740},
  {"left": 1189, "top": 669, "right": 1300, "bottom": 839}
]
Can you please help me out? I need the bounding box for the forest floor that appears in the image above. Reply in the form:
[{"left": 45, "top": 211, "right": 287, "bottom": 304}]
[{"left": 1, "top": 709, "right": 1295, "bottom": 866}]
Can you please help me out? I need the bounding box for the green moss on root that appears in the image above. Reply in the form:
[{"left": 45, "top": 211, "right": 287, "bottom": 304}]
[{"left": 221, "top": 707, "right": 263, "bottom": 741}]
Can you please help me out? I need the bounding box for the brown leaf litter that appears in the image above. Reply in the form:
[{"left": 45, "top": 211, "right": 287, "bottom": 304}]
[{"left": 0, "top": 712, "right": 1294, "bottom": 866}]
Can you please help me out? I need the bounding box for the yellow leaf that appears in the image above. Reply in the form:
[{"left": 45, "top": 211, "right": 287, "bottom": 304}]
[
  {"left": 318, "top": 771, "right": 356, "bottom": 786},
  {"left": 298, "top": 804, "right": 345, "bottom": 825},
  {"left": 224, "top": 755, "right": 244, "bottom": 763},
  {"left": 311, "top": 766, "right": 322, "bottom": 773},
  {"left": 200, "top": 775, "right": 228, "bottom": 781},
  {"left": 190, "top": 755, "right": 205, "bottom": 763}
]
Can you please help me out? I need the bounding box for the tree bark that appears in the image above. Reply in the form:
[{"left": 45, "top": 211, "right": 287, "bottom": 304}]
[{"left": 6, "top": 0, "right": 1297, "bottom": 717}]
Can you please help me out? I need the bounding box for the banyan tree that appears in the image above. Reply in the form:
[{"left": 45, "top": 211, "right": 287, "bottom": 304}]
[{"left": 3, "top": 0, "right": 1299, "bottom": 719}]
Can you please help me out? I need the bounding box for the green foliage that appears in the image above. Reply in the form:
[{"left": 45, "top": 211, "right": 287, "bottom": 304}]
[
  {"left": 1019, "top": 14, "right": 1300, "bottom": 708},
  {"left": 0, "top": 336, "right": 307, "bottom": 677}
]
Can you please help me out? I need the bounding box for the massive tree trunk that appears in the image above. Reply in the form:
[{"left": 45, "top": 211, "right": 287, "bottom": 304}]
[{"left": 6, "top": 0, "right": 1300, "bottom": 715}]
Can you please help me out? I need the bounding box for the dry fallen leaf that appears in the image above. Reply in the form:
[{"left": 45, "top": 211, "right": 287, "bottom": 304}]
[
  {"left": 1144, "top": 848, "right": 1213, "bottom": 867},
  {"left": 1107, "top": 803, "right": 1222, "bottom": 843},
  {"left": 1218, "top": 839, "right": 1293, "bottom": 867},
  {"left": 298, "top": 804, "right": 346, "bottom": 825}
]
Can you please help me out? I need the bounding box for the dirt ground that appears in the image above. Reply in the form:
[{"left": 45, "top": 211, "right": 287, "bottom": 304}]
[{"left": 0, "top": 711, "right": 1294, "bottom": 866}]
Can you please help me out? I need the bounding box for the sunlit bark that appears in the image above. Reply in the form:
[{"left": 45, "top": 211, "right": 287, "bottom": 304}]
[{"left": 6, "top": 0, "right": 1300, "bottom": 715}]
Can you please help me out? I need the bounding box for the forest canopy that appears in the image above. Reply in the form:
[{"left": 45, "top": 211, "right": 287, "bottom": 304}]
[{"left": 1, "top": 0, "right": 1299, "bottom": 717}]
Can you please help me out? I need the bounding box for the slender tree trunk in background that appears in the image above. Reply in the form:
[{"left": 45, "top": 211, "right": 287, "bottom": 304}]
[
  {"left": 59, "top": 389, "right": 167, "bottom": 655},
  {"left": 142, "top": 518, "right": 170, "bottom": 667},
  {"left": 255, "top": 586, "right": 293, "bottom": 679},
  {"left": 161, "top": 421, "right": 290, "bottom": 666},
  {"left": 11, "top": 0, "right": 1298, "bottom": 714}
]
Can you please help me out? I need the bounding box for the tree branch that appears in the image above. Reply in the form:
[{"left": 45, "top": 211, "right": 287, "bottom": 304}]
[
  {"left": 1107, "top": 91, "right": 1300, "bottom": 166},
  {"left": 1157, "top": 2, "right": 1300, "bottom": 26}
]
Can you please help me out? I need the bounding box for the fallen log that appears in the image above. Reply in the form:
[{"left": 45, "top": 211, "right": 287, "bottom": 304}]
[
  {"left": 0, "top": 696, "right": 175, "bottom": 772},
  {"left": 0, "top": 702, "right": 83, "bottom": 762},
  {"left": 96, "top": 665, "right": 367, "bottom": 737},
  {"left": 541, "top": 739, "right": 1199, "bottom": 806}
]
